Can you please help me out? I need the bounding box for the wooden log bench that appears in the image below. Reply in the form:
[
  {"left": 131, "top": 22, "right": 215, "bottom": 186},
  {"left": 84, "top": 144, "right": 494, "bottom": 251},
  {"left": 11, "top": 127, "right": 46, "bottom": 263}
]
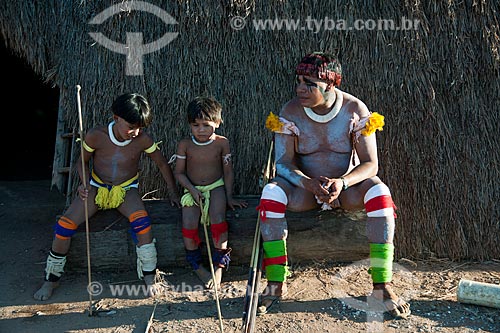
[{"left": 67, "top": 197, "right": 368, "bottom": 271}]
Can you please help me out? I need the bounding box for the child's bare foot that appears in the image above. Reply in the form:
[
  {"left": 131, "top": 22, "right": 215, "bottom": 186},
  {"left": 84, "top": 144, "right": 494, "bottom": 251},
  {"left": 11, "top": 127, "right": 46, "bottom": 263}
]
[
  {"left": 194, "top": 265, "right": 214, "bottom": 289},
  {"left": 213, "top": 266, "right": 223, "bottom": 289},
  {"left": 34, "top": 281, "right": 59, "bottom": 301},
  {"left": 212, "top": 248, "right": 231, "bottom": 290}
]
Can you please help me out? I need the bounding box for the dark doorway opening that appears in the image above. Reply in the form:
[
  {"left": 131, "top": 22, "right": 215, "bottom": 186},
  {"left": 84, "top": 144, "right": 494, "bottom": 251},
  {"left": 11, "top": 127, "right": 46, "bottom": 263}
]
[{"left": 0, "top": 39, "right": 59, "bottom": 180}]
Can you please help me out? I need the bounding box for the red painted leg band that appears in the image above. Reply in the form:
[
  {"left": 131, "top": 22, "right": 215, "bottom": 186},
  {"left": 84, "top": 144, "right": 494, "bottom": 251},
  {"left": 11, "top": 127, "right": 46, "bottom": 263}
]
[
  {"left": 364, "top": 184, "right": 397, "bottom": 218},
  {"left": 263, "top": 255, "right": 288, "bottom": 268},
  {"left": 365, "top": 195, "right": 393, "bottom": 212},
  {"left": 182, "top": 227, "right": 201, "bottom": 246},
  {"left": 210, "top": 221, "right": 228, "bottom": 244},
  {"left": 256, "top": 199, "right": 286, "bottom": 222},
  {"left": 210, "top": 221, "right": 228, "bottom": 245}
]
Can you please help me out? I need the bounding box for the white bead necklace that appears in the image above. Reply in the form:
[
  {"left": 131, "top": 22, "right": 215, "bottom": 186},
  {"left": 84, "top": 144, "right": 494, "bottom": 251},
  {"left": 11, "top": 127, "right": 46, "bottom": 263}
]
[
  {"left": 191, "top": 135, "right": 214, "bottom": 146},
  {"left": 108, "top": 121, "right": 132, "bottom": 146},
  {"left": 303, "top": 88, "right": 343, "bottom": 123}
]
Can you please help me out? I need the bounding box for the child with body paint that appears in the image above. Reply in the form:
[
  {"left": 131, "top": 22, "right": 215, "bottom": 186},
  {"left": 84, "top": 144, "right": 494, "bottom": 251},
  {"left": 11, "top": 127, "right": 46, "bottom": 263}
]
[
  {"left": 34, "top": 93, "right": 180, "bottom": 301},
  {"left": 173, "top": 96, "right": 247, "bottom": 288}
]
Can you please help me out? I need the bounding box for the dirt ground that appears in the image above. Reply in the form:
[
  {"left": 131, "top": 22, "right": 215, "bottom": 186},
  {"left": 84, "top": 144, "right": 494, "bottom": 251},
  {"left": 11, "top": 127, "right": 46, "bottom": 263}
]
[{"left": 0, "top": 180, "right": 499, "bottom": 333}]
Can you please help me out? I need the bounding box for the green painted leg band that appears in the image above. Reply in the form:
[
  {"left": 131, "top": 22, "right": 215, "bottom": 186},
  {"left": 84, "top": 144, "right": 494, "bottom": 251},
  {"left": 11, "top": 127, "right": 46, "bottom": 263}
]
[
  {"left": 369, "top": 243, "right": 394, "bottom": 283},
  {"left": 262, "top": 239, "right": 287, "bottom": 259},
  {"left": 265, "top": 264, "right": 290, "bottom": 282},
  {"left": 263, "top": 240, "right": 289, "bottom": 282}
]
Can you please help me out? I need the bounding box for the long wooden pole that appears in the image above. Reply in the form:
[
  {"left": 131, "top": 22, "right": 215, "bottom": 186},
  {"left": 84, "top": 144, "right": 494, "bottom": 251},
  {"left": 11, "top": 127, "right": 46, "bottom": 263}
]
[
  {"left": 200, "top": 200, "right": 224, "bottom": 332},
  {"left": 76, "top": 85, "right": 93, "bottom": 316},
  {"left": 242, "top": 140, "right": 274, "bottom": 332},
  {"left": 242, "top": 213, "right": 261, "bottom": 332}
]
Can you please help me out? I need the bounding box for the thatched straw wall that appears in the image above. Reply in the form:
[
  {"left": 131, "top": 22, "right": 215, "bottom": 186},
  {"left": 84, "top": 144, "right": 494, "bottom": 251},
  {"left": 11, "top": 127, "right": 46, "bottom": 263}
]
[{"left": 0, "top": 0, "right": 498, "bottom": 260}]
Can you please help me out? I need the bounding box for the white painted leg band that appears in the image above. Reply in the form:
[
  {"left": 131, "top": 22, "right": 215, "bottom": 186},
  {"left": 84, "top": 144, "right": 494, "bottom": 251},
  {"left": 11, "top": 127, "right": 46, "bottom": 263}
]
[
  {"left": 261, "top": 183, "right": 288, "bottom": 219},
  {"left": 364, "top": 184, "right": 394, "bottom": 218},
  {"left": 136, "top": 239, "right": 157, "bottom": 280},
  {"left": 45, "top": 252, "right": 67, "bottom": 280},
  {"left": 367, "top": 208, "right": 394, "bottom": 218},
  {"left": 364, "top": 184, "right": 391, "bottom": 203}
]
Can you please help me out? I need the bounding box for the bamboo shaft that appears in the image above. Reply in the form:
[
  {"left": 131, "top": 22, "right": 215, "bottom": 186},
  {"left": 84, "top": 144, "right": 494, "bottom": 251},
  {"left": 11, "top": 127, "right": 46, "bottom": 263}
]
[
  {"left": 457, "top": 279, "right": 500, "bottom": 309},
  {"left": 76, "top": 85, "right": 93, "bottom": 316},
  {"left": 242, "top": 140, "right": 274, "bottom": 332},
  {"left": 200, "top": 200, "right": 224, "bottom": 332}
]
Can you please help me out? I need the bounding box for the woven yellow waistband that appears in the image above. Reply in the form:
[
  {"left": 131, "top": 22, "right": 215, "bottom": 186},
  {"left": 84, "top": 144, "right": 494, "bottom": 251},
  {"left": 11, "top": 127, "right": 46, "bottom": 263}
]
[{"left": 180, "top": 178, "right": 225, "bottom": 225}]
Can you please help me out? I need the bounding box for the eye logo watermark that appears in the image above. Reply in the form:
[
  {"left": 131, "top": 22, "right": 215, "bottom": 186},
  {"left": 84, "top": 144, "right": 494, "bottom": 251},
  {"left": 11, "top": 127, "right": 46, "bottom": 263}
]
[{"left": 89, "top": 1, "right": 178, "bottom": 76}]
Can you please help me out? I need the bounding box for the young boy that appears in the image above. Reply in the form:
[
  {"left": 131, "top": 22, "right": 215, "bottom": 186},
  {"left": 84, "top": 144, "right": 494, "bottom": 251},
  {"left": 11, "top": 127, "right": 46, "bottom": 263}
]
[
  {"left": 34, "top": 93, "right": 180, "bottom": 301},
  {"left": 173, "top": 96, "right": 246, "bottom": 288}
]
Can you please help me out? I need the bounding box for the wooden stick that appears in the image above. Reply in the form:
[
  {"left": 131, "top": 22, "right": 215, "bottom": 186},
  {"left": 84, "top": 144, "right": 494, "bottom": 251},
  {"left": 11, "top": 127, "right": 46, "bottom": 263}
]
[
  {"left": 242, "top": 140, "right": 274, "bottom": 332},
  {"left": 242, "top": 216, "right": 261, "bottom": 332},
  {"left": 144, "top": 301, "right": 158, "bottom": 333},
  {"left": 102, "top": 216, "right": 124, "bottom": 232},
  {"left": 246, "top": 247, "right": 263, "bottom": 333},
  {"left": 200, "top": 200, "right": 224, "bottom": 332},
  {"left": 76, "top": 85, "right": 93, "bottom": 316}
]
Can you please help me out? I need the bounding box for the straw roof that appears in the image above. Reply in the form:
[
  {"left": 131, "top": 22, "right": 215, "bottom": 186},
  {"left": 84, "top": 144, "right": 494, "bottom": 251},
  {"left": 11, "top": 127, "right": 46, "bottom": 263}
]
[{"left": 0, "top": 0, "right": 498, "bottom": 260}]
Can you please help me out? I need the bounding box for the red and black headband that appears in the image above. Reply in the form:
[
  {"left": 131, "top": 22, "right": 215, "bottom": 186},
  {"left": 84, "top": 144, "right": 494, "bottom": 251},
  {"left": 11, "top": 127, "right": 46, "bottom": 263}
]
[{"left": 295, "top": 52, "right": 342, "bottom": 87}]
